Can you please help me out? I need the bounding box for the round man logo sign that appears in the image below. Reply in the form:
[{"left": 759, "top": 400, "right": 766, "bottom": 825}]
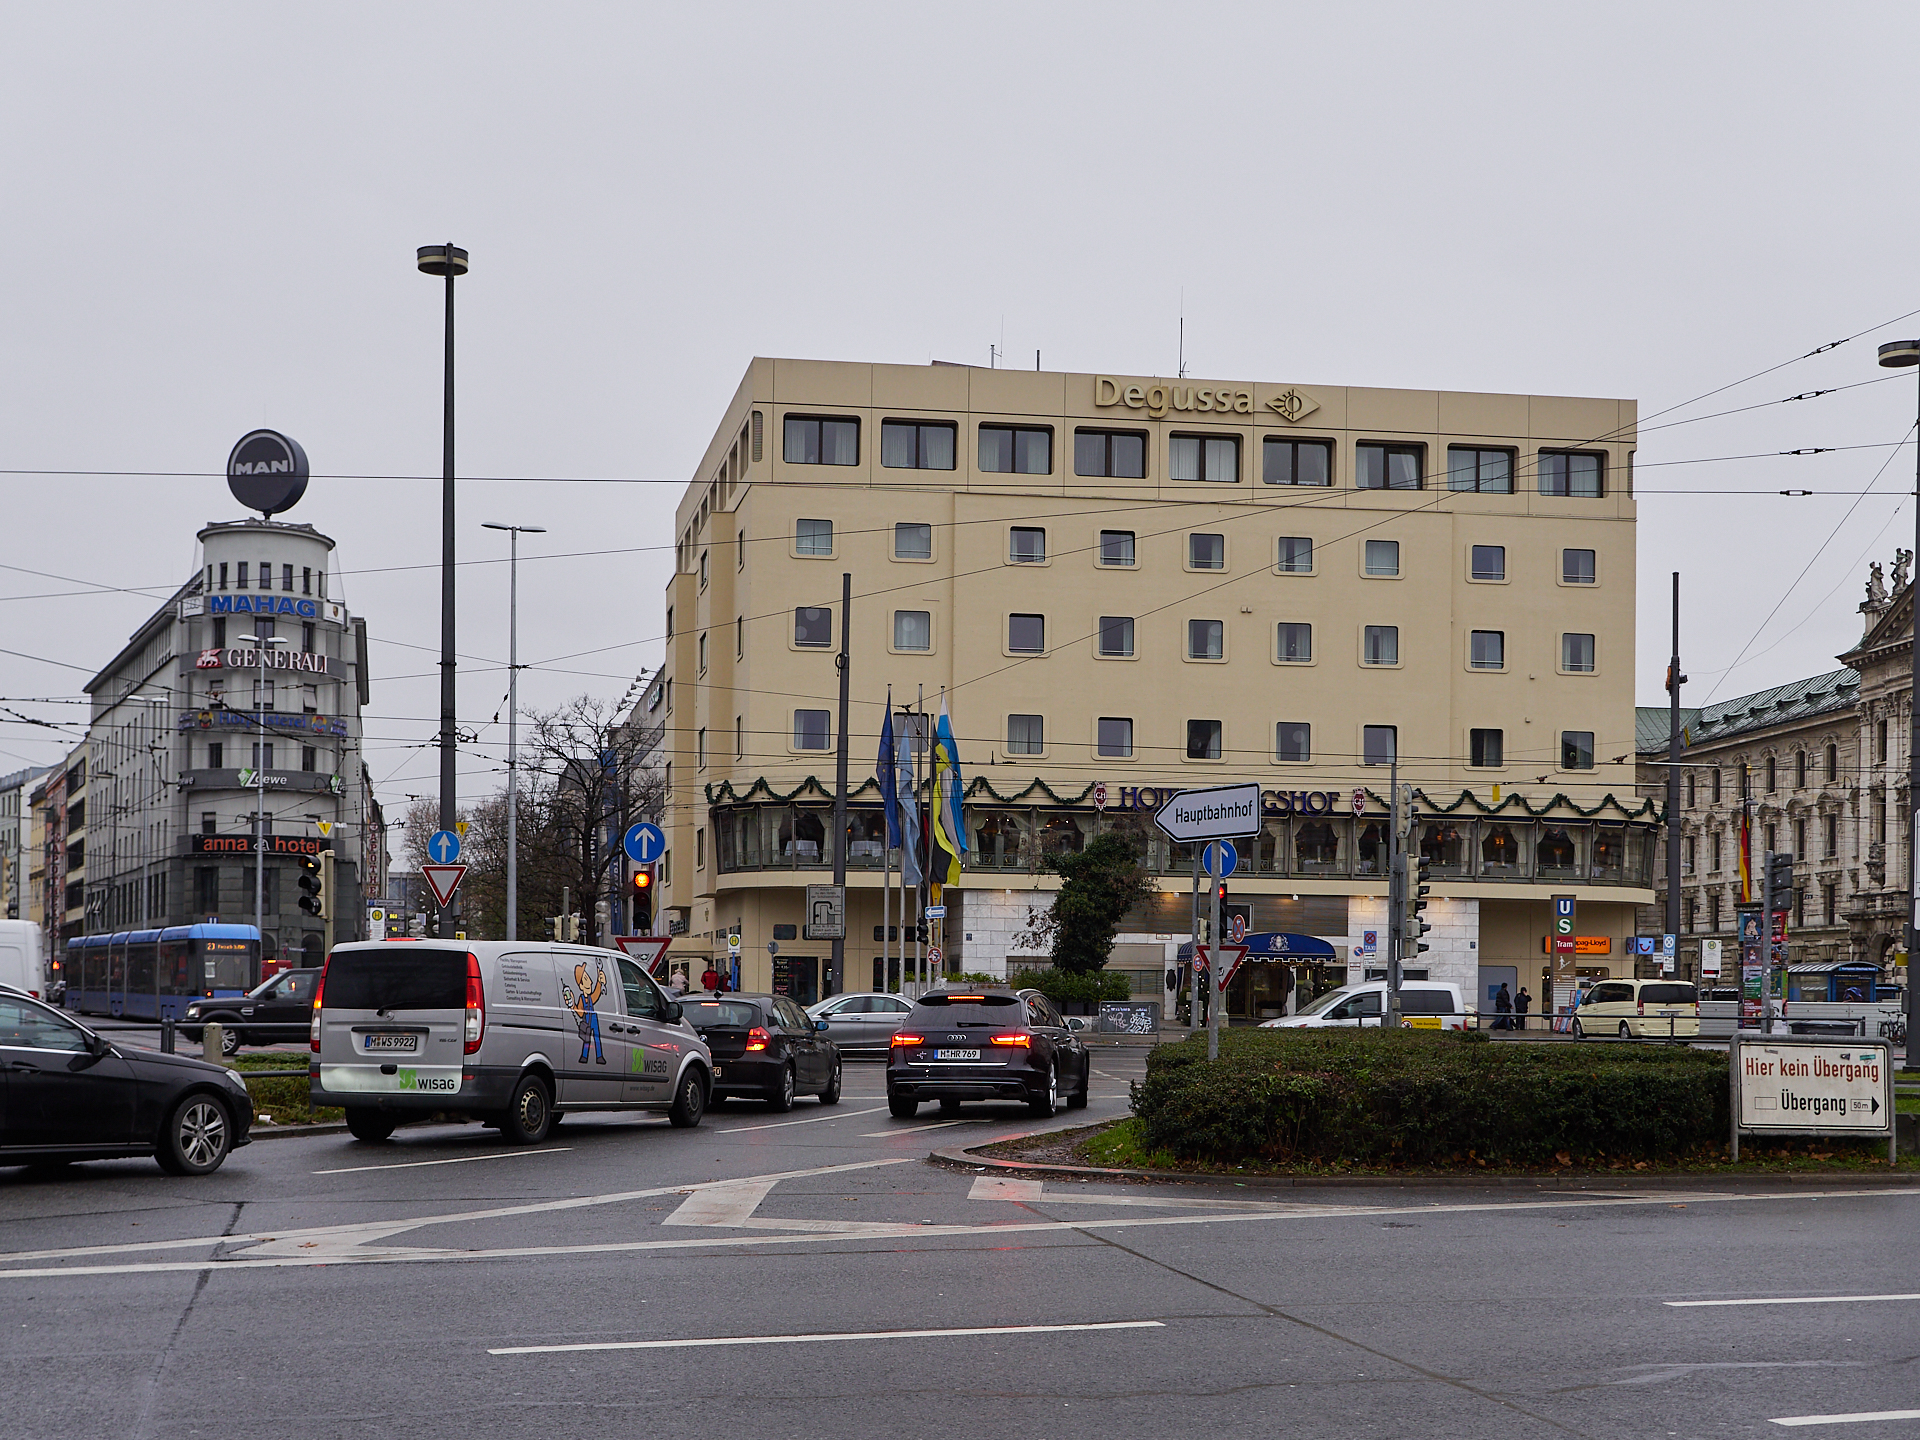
[{"left": 226, "top": 430, "right": 310, "bottom": 518}]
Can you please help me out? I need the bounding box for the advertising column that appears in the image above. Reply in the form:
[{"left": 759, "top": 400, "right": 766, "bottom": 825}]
[{"left": 1550, "top": 895, "right": 1577, "bottom": 1031}]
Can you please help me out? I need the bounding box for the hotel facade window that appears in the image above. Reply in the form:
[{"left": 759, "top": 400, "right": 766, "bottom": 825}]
[
  {"left": 1097, "top": 616, "right": 1134, "bottom": 658},
  {"left": 1276, "top": 721, "right": 1310, "bottom": 763},
  {"left": 1262, "top": 437, "right": 1331, "bottom": 486},
  {"left": 1188, "top": 533, "right": 1224, "bottom": 570},
  {"left": 1562, "top": 633, "right": 1596, "bottom": 672},
  {"left": 1276, "top": 536, "right": 1313, "bottom": 573},
  {"left": 1470, "top": 545, "right": 1505, "bottom": 581},
  {"left": 1447, "top": 447, "right": 1514, "bottom": 493},
  {"left": 1008, "top": 614, "right": 1045, "bottom": 653},
  {"left": 1356, "top": 442, "right": 1422, "bottom": 490},
  {"left": 880, "top": 420, "right": 955, "bottom": 470},
  {"left": 893, "top": 610, "right": 931, "bottom": 651},
  {"left": 1470, "top": 631, "right": 1505, "bottom": 669},
  {"left": 1099, "top": 530, "right": 1135, "bottom": 566},
  {"left": 1074, "top": 429, "right": 1146, "bottom": 478},
  {"left": 1539, "top": 451, "right": 1604, "bottom": 497},
  {"left": 1185, "top": 719, "right": 1222, "bottom": 760},
  {"left": 794, "top": 710, "right": 830, "bottom": 750},
  {"left": 1097, "top": 717, "right": 1133, "bottom": 757},
  {"left": 1363, "top": 625, "right": 1398, "bottom": 665},
  {"left": 794, "top": 607, "right": 833, "bottom": 647},
  {"left": 783, "top": 415, "right": 858, "bottom": 465},
  {"left": 1006, "top": 714, "right": 1044, "bottom": 755},
  {"left": 1187, "top": 619, "right": 1223, "bottom": 660},
  {"left": 1276, "top": 622, "right": 1311, "bottom": 663},
  {"left": 1563, "top": 548, "right": 1597, "bottom": 584},
  {"left": 894, "top": 522, "right": 933, "bottom": 559},
  {"left": 1363, "top": 725, "right": 1396, "bottom": 766},
  {"left": 979, "top": 425, "right": 1051, "bottom": 475},
  {"left": 1169, "top": 434, "right": 1239, "bottom": 483},
  {"left": 1470, "top": 728, "right": 1503, "bottom": 767},
  {"left": 1009, "top": 527, "right": 1047, "bottom": 563},
  {"left": 1562, "top": 730, "right": 1595, "bottom": 769},
  {"left": 795, "top": 518, "right": 833, "bottom": 556},
  {"left": 1364, "top": 539, "right": 1400, "bottom": 576}
]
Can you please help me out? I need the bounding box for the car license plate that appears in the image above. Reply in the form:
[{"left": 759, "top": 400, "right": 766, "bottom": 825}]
[
  {"left": 934, "top": 1048, "right": 981, "bottom": 1060},
  {"left": 712, "top": 1065, "right": 724, "bottom": 1079},
  {"left": 1657, "top": 1009, "right": 1680, "bottom": 1017},
  {"left": 361, "top": 1033, "right": 418, "bottom": 1053}
]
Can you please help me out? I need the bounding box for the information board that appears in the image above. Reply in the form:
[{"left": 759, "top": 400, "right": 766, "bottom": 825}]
[
  {"left": 1098, "top": 1000, "right": 1160, "bottom": 1035},
  {"left": 1731, "top": 1037, "right": 1895, "bottom": 1161}
]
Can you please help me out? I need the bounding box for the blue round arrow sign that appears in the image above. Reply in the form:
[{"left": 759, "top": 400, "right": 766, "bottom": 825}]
[
  {"left": 624, "top": 821, "right": 667, "bottom": 864},
  {"left": 426, "top": 829, "right": 462, "bottom": 865},
  {"left": 1203, "top": 839, "right": 1238, "bottom": 879}
]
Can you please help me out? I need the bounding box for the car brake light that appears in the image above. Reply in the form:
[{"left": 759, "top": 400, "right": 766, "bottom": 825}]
[
  {"left": 1638, "top": 998, "right": 1645, "bottom": 1016},
  {"left": 310, "top": 955, "right": 330, "bottom": 1052},
  {"left": 890, "top": 1033, "right": 924, "bottom": 1047},
  {"left": 745, "top": 1026, "right": 772, "bottom": 1051},
  {"left": 947, "top": 995, "right": 986, "bottom": 1002},
  {"left": 465, "top": 952, "right": 485, "bottom": 1054},
  {"left": 991, "top": 1032, "right": 1032, "bottom": 1047}
]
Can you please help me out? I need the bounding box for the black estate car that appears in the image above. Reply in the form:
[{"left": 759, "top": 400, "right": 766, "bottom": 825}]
[
  {"left": 183, "top": 967, "right": 320, "bottom": 1054},
  {"left": 677, "top": 994, "right": 841, "bottom": 1111},
  {"left": 0, "top": 991, "right": 253, "bottom": 1174},
  {"left": 886, "top": 987, "right": 1090, "bottom": 1119}
]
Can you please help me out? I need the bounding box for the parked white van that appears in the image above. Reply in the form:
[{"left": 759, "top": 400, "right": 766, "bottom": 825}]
[
  {"left": 1258, "top": 980, "right": 1472, "bottom": 1031},
  {"left": 0, "top": 920, "right": 45, "bottom": 999},
  {"left": 310, "top": 941, "right": 713, "bottom": 1143}
]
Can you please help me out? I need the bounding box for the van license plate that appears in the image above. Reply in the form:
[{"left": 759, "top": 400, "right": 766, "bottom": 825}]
[
  {"left": 362, "top": 1033, "right": 418, "bottom": 1053},
  {"left": 711, "top": 1065, "right": 723, "bottom": 1079},
  {"left": 934, "top": 1048, "right": 981, "bottom": 1060}
]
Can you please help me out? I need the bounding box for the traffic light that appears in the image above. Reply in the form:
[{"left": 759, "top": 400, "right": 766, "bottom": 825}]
[
  {"left": 1403, "top": 853, "right": 1432, "bottom": 956},
  {"left": 632, "top": 867, "right": 654, "bottom": 931},
  {"left": 297, "top": 853, "right": 325, "bottom": 918},
  {"left": 1216, "top": 882, "right": 1229, "bottom": 906},
  {"left": 1767, "top": 852, "right": 1794, "bottom": 900}
]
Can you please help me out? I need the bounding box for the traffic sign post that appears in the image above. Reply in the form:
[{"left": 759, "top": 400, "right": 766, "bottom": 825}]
[
  {"left": 1153, "top": 783, "right": 1262, "bottom": 843},
  {"left": 426, "top": 829, "right": 462, "bottom": 866},
  {"left": 421, "top": 863, "right": 467, "bottom": 909},
  {"left": 1730, "top": 1037, "right": 1895, "bottom": 1163},
  {"left": 623, "top": 822, "right": 666, "bottom": 865},
  {"left": 613, "top": 935, "right": 672, "bottom": 976},
  {"left": 1202, "top": 840, "right": 1238, "bottom": 880},
  {"left": 1195, "top": 944, "right": 1250, "bottom": 991}
]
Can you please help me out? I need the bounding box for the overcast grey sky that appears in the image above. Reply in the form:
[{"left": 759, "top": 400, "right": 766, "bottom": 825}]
[{"left": 4, "top": 3, "right": 1918, "bottom": 811}]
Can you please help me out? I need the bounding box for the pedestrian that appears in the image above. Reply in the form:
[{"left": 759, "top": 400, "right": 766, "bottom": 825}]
[
  {"left": 668, "top": 970, "right": 687, "bottom": 996},
  {"left": 1493, "top": 982, "right": 1512, "bottom": 1031},
  {"left": 1514, "top": 985, "right": 1532, "bottom": 1032},
  {"left": 700, "top": 964, "right": 719, "bottom": 992}
]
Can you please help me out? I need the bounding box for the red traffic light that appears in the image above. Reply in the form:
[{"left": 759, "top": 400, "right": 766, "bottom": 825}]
[{"left": 633, "top": 869, "right": 654, "bottom": 892}]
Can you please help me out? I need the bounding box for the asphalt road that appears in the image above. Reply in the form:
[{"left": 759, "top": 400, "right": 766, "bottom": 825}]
[{"left": 3, "top": 1046, "right": 1918, "bottom": 1440}]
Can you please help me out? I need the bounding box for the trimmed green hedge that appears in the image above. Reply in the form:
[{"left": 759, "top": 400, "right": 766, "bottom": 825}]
[
  {"left": 1133, "top": 1029, "right": 1729, "bottom": 1167},
  {"left": 1009, "top": 967, "right": 1132, "bottom": 1005}
]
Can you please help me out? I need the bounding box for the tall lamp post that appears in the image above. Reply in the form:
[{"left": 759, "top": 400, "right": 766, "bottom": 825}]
[
  {"left": 482, "top": 522, "right": 544, "bottom": 941},
  {"left": 1878, "top": 338, "right": 1920, "bottom": 1065},
  {"left": 250, "top": 638, "right": 290, "bottom": 956},
  {"left": 418, "top": 243, "right": 469, "bottom": 935}
]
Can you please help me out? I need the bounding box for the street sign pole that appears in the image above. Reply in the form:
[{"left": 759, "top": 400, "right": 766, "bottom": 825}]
[
  {"left": 1187, "top": 848, "right": 1201, "bottom": 1032},
  {"left": 1385, "top": 762, "right": 1402, "bottom": 1030},
  {"left": 1208, "top": 849, "right": 1224, "bottom": 1060},
  {"left": 1762, "top": 849, "right": 1775, "bottom": 1035}
]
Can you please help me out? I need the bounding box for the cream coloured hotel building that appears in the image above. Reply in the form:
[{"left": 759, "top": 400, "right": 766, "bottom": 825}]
[{"left": 649, "top": 358, "right": 1654, "bottom": 1016}]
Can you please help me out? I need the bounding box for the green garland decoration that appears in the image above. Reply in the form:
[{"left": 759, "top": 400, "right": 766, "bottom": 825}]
[{"left": 706, "top": 776, "right": 1662, "bottom": 823}]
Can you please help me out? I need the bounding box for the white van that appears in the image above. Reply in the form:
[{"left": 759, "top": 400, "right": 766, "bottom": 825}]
[
  {"left": 0, "top": 920, "right": 46, "bottom": 999},
  {"left": 1259, "top": 980, "right": 1472, "bottom": 1031},
  {"left": 310, "top": 941, "right": 713, "bottom": 1143}
]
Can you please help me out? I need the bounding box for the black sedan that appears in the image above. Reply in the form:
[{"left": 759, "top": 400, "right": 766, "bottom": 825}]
[
  {"left": 183, "top": 967, "right": 320, "bottom": 1054},
  {"left": 887, "top": 986, "right": 1091, "bottom": 1119},
  {"left": 1, "top": 991, "right": 253, "bottom": 1174},
  {"left": 676, "top": 994, "right": 841, "bottom": 1111}
]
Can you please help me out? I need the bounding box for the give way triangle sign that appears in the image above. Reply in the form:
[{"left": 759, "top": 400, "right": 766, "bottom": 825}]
[{"left": 421, "top": 863, "right": 467, "bottom": 909}]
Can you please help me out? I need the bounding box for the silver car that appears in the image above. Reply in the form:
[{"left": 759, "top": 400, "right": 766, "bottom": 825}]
[{"left": 807, "top": 991, "right": 915, "bottom": 1057}]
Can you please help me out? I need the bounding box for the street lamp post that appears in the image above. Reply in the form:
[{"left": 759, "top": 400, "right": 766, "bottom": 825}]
[
  {"left": 482, "top": 522, "right": 545, "bottom": 941},
  {"left": 1878, "top": 339, "right": 1920, "bottom": 1063},
  {"left": 418, "top": 243, "right": 469, "bottom": 936},
  {"left": 251, "top": 638, "right": 290, "bottom": 956}
]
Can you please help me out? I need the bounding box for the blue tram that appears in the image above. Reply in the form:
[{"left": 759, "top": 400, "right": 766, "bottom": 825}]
[{"left": 63, "top": 924, "right": 262, "bottom": 1021}]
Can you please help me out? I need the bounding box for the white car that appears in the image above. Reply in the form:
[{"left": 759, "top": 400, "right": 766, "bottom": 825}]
[{"left": 1259, "top": 980, "right": 1471, "bottom": 1031}]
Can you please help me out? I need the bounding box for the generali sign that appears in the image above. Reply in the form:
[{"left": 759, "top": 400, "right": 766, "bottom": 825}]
[
  {"left": 196, "top": 647, "right": 330, "bottom": 674},
  {"left": 1094, "top": 375, "right": 1321, "bottom": 424}
]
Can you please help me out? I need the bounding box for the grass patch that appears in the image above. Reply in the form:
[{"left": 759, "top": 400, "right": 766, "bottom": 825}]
[{"left": 224, "top": 1054, "right": 341, "bottom": 1126}]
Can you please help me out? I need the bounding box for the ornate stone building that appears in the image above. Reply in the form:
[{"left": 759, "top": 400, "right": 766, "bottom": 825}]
[{"left": 1640, "top": 553, "right": 1916, "bottom": 983}]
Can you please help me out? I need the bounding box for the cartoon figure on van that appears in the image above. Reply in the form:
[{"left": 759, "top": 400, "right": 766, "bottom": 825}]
[{"left": 561, "top": 960, "right": 608, "bottom": 1064}]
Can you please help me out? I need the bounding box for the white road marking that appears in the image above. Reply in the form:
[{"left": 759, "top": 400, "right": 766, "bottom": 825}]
[
  {"left": 965, "top": 1176, "right": 1312, "bottom": 1211},
  {"left": 715, "top": 1105, "right": 887, "bottom": 1133},
  {"left": 488, "top": 1319, "right": 1165, "bottom": 1354},
  {"left": 1770, "top": 1410, "right": 1920, "bottom": 1427},
  {"left": 663, "top": 1179, "right": 779, "bottom": 1227},
  {"left": 1668, "top": 1293, "right": 1920, "bottom": 1309},
  {"left": 6, "top": 1178, "right": 1914, "bottom": 1281},
  {"left": 314, "top": 1148, "right": 572, "bottom": 1175},
  {"left": 860, "top": 1120, "right": 971, "bottom": 1136}
]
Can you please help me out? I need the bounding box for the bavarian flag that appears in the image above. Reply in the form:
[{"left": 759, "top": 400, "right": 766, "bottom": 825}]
[{"left": 930, "top": 695, "right": 966, "bottom": 886}]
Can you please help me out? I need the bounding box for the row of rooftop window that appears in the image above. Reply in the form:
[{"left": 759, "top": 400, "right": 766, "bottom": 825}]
[{"left": 781, "top": 415, "right": 1611, "bottom": 495}]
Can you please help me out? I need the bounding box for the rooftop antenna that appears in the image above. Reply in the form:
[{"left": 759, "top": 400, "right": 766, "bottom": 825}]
[
  {"left": 1035, "top": 349, "right": 1040, "bottom": 372},
  {"left": 1178, "top": 290, "right": 1188, "bottom": 379},
  {"left": 989, "top": 343, "right": 998, "bottom": 369}
]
